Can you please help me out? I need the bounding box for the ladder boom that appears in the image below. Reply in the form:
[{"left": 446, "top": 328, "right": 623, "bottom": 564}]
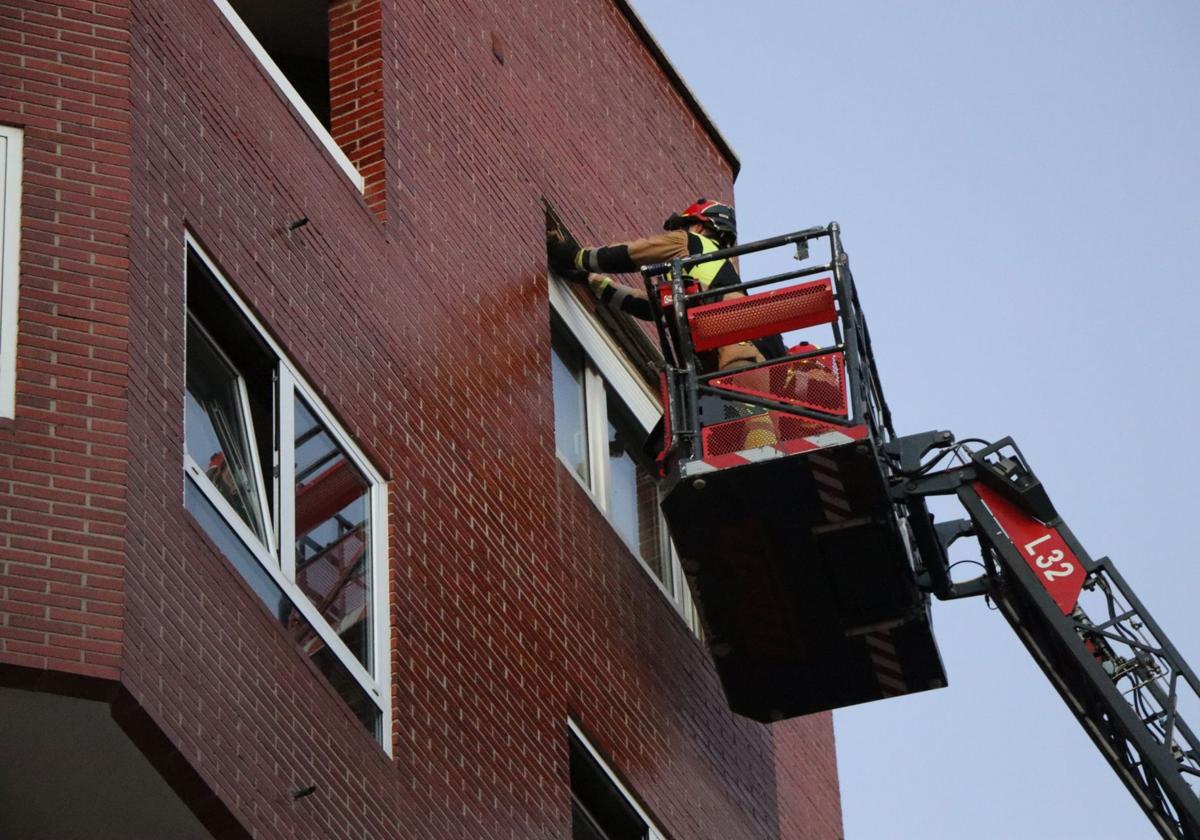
[{"left": 903, "top": 436, "right": 1200, "bottom": 839}]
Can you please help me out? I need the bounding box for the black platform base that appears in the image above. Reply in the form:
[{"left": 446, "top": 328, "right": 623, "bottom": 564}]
[{"left": 662, "top": 441, "right": 947, "bottom": 721}]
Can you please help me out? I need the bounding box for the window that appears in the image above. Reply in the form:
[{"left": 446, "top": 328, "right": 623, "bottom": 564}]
[
  {"left": 212, "top": 0, "right": 371, "bottom": 193},
  {"left": 551, "top": 317, "right": 590, "bottom": 485},
  {"left": 0, "top": 125, "right": 22, "bottom": 419},
  {"left": 549, "top": 276, "right": 699, "bottom": 632},
  {"left": 183, "top": 237, "right": 391, "bottom": 748},
  {"left": 604, "top": 393, "right": 671, "bottom": 588},
  {"left": 569, "top": 722, "right": 666, "bottom": 840}
]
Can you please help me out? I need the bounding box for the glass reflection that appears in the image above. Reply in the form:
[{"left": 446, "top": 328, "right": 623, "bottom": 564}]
[
  {"left": 605, "top": 389, "right": 666, "bottom": 584},
  {"left": 292, "top": 397, "right": 371, "bottom": 670},
  {"left": 185, "top": 319, "right": 268, "bottom": 543},
  {"left": 552, "top": 321, "right": 590, "bottom": 484}
]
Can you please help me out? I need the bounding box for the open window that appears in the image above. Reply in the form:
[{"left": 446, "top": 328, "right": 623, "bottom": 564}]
[
  {"left": 183, "top": 236, "right": 391, "bottom": 748},
  {"left": 568, "top": 722, "right": 665, "bottom": 840},
  {"left": 212, "top": 0, "right": 386, "bottom": 215},
  {"left": 0, "top": 125, "right": 22, "bottom": 419},
  {"left": 548, "top": 239, "right": 698, "bottom": 633}
]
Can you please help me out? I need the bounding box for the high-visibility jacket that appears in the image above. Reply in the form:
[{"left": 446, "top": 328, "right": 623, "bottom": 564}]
[{"left": 673, "top": 230, "right": 740, "bottom": 291}]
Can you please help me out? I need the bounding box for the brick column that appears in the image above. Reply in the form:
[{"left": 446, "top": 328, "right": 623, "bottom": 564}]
[{"left": 329, "top": 0, "right": 386, "bottom": 221}]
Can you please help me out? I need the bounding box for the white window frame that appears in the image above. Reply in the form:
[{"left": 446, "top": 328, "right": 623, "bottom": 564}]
[
  {"left": 185, "top": 315, "right": 278, "bottom": 552},
  {"left": 210, "top": 0, "right": 366, "bottom": 193},
  {"left": 549, "top": 276, "right": 701, "bottom": 633},
  {"left": 183, "top": 233, "right": 391, "bottom": 753},
  {"left": 0, "top": 126, "right": 23, "bottom": 419},
  {"left": 567, "top": 719, "right": 668, "bottom": 840}
]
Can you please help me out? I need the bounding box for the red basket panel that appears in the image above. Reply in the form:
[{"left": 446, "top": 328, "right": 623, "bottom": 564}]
[
  {"left": 702, "top": 410, "right": 839, "bottom": 458},
  {"left": 687, "top": 278, "right": 836, "bottom": 352},
  {"left": 708, "top": 351, "right": 847, "bottom": 416}
]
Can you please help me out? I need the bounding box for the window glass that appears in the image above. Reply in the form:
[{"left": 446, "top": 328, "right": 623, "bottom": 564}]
[
  {"left": 185, "top": 318, "right": 269, "bottom": 543},
  {"left": 605, "top": 389, "right": 666, "bottom": 585},
  {"left": 293, "top": 396, "right": 372, "bottom": 670},
  {"left": 548, "top": 254, "right": 694, "bottom": 635},
  {"left": 183, "top": 241, "right": 388, "bottom": 748},
  {"left": 552, "top": 318, "right": 590, "bottom": 484},
  {"left": 303, "top": 631, "right": 381, "bottom": 737},
  {"left": 187, "top": 477, "right": 379, "bottom": 737},
  {"left": 186, "top": 478, "right": 289, "bottom": 618}
]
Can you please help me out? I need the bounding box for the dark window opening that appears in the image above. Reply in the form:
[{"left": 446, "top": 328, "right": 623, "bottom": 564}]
[
  {"left": 569, "top": 736, "right": 649, "bottom": 840},
  {"left": 228, "top": 0, "right": 331, "bottom": 127},
  {"left": 186, "top": 249, "right": 277, "bottom": 520}
]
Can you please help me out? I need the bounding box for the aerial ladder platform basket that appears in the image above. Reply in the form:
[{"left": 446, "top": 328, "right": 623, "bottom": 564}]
[{"left": 642, "top": 224, "right": 946, "bottom": 722}]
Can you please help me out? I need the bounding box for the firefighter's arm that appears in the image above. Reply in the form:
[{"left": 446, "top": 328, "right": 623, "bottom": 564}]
[
  {"left": 550, "top": 230, "right": 688, "bottom": 275},
  {"left": 590, "top": 274, "right": 654, "bottom": 321}
]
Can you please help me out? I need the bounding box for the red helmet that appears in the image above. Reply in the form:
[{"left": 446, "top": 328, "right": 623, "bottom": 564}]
[{"left": 663, "top": 198, "right": 737, "bottom": 245}]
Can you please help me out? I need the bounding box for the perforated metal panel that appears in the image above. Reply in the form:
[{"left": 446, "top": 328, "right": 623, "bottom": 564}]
[
  {"left": 701, "top": 410, "right": 836, "bottom": 458},
  {"left": 687, "top": 278, "right": 836, "bottom": 352},
  {"left": 708, "top": 351, "right": 847, "bottom": 416}
]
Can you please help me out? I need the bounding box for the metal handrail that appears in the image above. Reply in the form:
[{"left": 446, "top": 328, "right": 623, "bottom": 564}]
[
  {"left": 639, "top": 225, "right": 829, "bottom": 278},
  {"left": 641, "top": 222, "right": 893, "bottom": 464}
]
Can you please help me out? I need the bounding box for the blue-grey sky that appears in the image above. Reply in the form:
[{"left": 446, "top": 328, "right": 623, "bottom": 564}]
[{"left": 633, "top": 2, "right": 1200, "bottom": 838}]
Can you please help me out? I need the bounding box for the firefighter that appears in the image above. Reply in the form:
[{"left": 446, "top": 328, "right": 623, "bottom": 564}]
[
  {"left": 548, "top": 199, "right": 782, "bottom": 450},
  {"left": 547, "top": 198, "right": 786, "bottom": 369}
]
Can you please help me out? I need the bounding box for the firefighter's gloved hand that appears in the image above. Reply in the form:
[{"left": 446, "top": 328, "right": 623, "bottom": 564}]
[
  {"left": 560, "top": 226, "right": 581, "bottom": 253},
  {"left": 547, "top": 232, "right": 581, "bottom": 275},
  {"left": 589, "top": 275, "right": 614, "bottom": 298}
]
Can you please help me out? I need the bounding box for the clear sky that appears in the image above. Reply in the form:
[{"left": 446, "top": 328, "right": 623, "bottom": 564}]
[{"left": 632, "top": 2, "right": 1200, "bottom": 838}]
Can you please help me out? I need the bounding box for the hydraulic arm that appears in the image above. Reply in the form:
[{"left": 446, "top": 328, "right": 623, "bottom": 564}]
[{"left": 894, "top": 434, "right": 1200, "bottom": 839}]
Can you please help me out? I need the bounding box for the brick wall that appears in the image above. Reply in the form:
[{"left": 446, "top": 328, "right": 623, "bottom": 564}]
[
  {"left": 330, "top": 0, "right": 385, "bottom": 220},
  {"left": 2, "top": 0, "right": 843, "bottom": 837},
  {"left": 0, "top": 0, "right": 131, "bottom": 684}
]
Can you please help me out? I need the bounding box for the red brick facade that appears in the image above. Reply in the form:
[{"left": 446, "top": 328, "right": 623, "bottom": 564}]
[
  {"left": 330, "top": 0, "right": 385, "bottom": 220},
  {"left": 0, "top": 0, "right": 843, "bottom": 837},
  {"left": 0, "top": 0, "right": 130, "bottom": 683}
]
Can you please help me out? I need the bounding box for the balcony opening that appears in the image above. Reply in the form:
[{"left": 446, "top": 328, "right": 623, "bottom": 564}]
[
  {"left": 218, "top": 0, "right": 386, "bottom": 216},
  {"left": 228, "top": 0, "right": 331, "bottom": 126}
]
